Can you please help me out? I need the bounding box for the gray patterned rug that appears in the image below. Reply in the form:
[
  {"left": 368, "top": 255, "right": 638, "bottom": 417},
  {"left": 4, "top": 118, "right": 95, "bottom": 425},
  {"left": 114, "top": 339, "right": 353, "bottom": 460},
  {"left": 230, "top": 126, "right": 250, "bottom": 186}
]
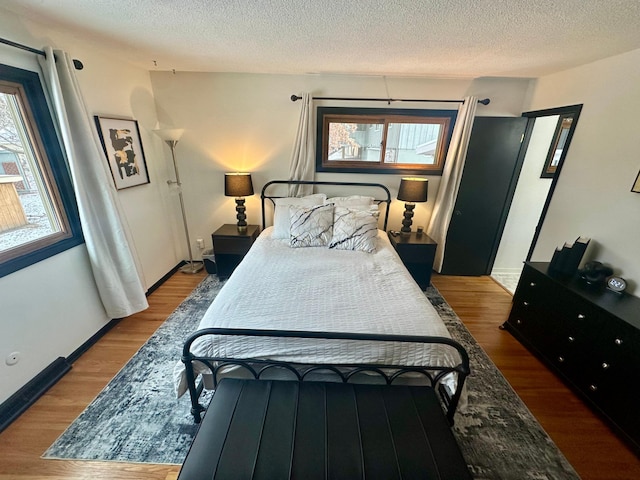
[{"left": 44, "top": 275, "right": 579, "bottom": 479}]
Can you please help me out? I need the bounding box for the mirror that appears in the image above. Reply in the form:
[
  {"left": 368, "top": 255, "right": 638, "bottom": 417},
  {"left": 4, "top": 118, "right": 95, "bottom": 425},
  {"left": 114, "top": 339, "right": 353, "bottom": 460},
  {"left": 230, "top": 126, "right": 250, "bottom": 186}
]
[{"left": 540, "top": 114, "right": 574, "bottom": 178}]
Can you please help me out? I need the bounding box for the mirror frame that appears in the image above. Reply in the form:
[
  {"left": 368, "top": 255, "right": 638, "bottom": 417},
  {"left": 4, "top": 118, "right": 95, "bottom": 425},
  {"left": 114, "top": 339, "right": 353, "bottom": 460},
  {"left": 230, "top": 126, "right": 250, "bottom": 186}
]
[{"left": 540, "top": 114, "right": 575, "bottom": 178}]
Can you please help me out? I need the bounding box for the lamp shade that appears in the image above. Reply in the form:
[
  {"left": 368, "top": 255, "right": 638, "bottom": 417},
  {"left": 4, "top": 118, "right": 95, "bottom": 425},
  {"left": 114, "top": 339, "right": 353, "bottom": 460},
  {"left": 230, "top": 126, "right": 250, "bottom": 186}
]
[
  {"left": 153, "top": 128, "right": 184, "bottom": 142},
  {"left": 225, "top": 173, "right": 254, "bottom": 197},
  {"left": 397, "top": 177, "right": 428, "bottom": 203}
]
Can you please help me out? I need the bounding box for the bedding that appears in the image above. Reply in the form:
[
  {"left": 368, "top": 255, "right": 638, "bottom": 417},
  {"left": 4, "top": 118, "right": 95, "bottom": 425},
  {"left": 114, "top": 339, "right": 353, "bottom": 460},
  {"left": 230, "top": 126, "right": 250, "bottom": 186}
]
[
  {"left": 329, "top": 206, "right": 379, "bottom": 252},
  {"left": 272, "top": 193, "right": 326, "bottom": 239},
  {"left": 174, "top": 226, "right": 459, "bottom": 398},
  {"left": 289, "top": 203, "right": 334, "bottom": 247}
]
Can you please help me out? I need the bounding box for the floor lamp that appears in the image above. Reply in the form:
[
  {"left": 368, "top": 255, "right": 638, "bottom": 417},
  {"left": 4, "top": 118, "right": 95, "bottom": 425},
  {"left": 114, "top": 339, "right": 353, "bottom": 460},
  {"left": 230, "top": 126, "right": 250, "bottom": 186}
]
[{"left": 154, "top": 128, "right": 203, "bottom": 274}]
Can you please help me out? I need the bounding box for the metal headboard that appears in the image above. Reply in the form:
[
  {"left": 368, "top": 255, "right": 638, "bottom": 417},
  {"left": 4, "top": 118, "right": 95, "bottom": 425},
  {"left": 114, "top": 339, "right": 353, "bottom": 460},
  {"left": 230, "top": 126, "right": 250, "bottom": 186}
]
[{"left": 261, "top": 180, "right": 391, "bottom": 231}]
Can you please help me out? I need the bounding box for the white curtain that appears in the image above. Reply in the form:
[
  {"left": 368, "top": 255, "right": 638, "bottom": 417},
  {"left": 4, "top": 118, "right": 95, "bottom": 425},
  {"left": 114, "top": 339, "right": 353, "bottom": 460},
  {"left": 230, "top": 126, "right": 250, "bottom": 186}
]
[
  {"left": 39, "top": 47, "right": 148, "bottom": 318},
  {"left": 288, "top": 92, "right": 315, "bottom": 197},
  {"left": 427, "top": 96, "right": 478, "bottom": 272}
]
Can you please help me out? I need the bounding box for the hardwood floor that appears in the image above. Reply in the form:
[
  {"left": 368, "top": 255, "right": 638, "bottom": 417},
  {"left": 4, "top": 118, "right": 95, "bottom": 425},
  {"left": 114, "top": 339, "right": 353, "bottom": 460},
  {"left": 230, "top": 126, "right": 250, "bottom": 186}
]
[{"left": 0, "top": 271, "right": 638, "bottom": 479}]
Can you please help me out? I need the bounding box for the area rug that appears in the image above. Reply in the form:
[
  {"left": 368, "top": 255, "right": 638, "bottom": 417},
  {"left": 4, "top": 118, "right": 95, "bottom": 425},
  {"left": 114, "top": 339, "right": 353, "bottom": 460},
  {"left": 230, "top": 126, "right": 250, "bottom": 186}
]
[{"left": 44, "top": 275, "right": 579, "bottom": 479}]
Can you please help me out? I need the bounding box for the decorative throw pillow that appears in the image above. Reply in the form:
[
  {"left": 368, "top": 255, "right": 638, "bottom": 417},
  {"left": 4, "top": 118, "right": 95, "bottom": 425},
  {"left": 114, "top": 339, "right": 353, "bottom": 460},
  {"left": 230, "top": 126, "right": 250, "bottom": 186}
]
[
  {"left": 329, "top": 206, "right": 379, "bottom": 253},
  {"left": 272, "top": 194, "right": 326, "bottom": 239},
  {"left": 289, "top": 203, "right": 334, "bottom": 248}
]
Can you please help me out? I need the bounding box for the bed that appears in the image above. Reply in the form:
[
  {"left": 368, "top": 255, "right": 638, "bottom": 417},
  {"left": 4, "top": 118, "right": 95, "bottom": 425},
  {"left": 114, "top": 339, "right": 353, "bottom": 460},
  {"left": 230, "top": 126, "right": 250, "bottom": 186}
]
[{"left": 176, "top": 180, "right": 470, "bottom": 425}]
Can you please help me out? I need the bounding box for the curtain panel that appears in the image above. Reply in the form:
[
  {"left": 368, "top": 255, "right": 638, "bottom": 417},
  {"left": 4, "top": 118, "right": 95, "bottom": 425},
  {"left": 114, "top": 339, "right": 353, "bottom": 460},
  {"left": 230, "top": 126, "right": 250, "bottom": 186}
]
[
  {"left": 39, "top": 47, "right": 148, "bottom": 318},
  {"left": 287, "top": 92, "right": 315, "bottom": 197},
  {"left": 426, "top": 96, "right": 478, "bottom": 272}
]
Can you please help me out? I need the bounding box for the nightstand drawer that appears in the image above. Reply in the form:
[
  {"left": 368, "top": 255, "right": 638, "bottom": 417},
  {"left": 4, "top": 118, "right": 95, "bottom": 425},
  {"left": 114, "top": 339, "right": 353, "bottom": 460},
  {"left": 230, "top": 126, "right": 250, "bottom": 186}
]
[{"left": 213, "top": 237, "right": 253, "bottom": 255}]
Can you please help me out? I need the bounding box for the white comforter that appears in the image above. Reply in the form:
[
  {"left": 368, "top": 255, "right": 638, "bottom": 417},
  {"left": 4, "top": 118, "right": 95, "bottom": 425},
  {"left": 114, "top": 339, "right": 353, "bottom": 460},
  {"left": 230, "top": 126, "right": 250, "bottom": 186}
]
[{"left": 174, "top": 227, "right": 458, "bottom": 397}]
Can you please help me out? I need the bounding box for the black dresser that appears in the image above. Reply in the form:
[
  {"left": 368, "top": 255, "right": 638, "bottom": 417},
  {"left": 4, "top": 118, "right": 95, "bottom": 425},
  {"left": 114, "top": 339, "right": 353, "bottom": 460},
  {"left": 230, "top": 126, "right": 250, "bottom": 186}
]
[{"left": 503, "top": 262, "right": 640, "bottom": 454}]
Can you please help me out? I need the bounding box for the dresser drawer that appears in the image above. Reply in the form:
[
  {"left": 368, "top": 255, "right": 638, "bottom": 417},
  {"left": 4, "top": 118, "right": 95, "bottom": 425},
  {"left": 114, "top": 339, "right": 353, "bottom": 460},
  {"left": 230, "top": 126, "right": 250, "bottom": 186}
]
[{"left": 598, "top": 320, "right": 640, "bottom": 363}]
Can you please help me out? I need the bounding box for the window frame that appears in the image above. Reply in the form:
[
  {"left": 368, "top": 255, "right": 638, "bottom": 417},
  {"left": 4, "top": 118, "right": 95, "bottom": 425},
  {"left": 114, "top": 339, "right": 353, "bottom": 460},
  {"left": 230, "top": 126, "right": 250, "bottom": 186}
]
[
  {"left": 0, "top": 64, "right": 82, "bottom": 278},
  {"left": 316, "top": 107, "right": 457, "bottom": 175}
]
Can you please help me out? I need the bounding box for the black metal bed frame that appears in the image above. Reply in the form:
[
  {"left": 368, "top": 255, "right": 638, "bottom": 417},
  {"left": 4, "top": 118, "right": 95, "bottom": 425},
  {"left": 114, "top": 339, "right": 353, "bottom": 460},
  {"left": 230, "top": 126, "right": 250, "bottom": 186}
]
[
  {"left": 182, "top": 328, "right": 470, "bottom": 425},
  {"left": 181, "top": 179, "right": 469, "bottom": 426},
  {"left": 260, "top": 179, "right": 391, "bottom": 231}
]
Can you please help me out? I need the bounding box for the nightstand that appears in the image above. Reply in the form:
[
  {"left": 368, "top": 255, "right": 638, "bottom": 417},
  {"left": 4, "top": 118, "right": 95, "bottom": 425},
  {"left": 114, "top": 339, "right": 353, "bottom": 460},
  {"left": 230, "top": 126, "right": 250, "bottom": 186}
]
[
  {"left": 388, "top": 231, "right": 437, "bottom": 290},
  {"left": 212, "top": 224, "right": 260, "bottom": 279}
]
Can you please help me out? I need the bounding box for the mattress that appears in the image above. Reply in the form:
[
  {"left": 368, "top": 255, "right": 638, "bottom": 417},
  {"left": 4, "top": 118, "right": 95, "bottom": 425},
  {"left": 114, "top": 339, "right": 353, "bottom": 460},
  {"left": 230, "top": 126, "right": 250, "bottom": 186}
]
[{"left": 174, "top": 227, "right": 458, "bottom": 397}]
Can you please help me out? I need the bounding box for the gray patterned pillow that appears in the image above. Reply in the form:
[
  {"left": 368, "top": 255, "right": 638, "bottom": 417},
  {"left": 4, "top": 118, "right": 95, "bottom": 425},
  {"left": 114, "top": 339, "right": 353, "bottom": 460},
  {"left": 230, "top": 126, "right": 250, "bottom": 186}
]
[
  {"left": 329, "top": 206, "right": 379, "bottom": 252},
  {"left": 289, "top": 203, "right": 334, "bottom": 248}
]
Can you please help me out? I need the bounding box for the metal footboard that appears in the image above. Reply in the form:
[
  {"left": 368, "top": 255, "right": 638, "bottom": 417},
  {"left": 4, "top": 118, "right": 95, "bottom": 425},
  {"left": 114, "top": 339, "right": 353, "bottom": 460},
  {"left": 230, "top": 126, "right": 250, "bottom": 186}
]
[{"left": 182, "top": 328, "right": 470, "bottom": 425}]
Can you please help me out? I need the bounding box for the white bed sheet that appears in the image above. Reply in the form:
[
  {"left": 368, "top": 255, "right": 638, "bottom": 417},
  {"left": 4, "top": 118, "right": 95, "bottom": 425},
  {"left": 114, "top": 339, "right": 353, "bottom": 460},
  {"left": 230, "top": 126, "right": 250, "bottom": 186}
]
[{"left": 174, "top": 227, "right": 460, "bottom": 397}]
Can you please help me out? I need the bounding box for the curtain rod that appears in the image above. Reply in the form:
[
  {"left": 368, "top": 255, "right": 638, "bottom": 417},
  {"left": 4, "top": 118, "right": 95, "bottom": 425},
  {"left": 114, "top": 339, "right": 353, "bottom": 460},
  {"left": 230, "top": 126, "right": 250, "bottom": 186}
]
[
  {"left": 0, "top": 37, "right": 84, "bottom": 70},
  {"left": 290, "top": 94, "right": 490, "bottom": 105}
]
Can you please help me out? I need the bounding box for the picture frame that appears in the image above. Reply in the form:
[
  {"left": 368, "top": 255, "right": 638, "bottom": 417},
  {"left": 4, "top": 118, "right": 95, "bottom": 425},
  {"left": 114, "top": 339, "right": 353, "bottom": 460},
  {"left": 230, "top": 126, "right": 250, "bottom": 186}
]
[
  {"left": 632, "top": 170, "right": 640, "bottom": 193},
  {"left": 94, "top": 116, "right": 150, "bottom": 190},
  {"left": 540, "top": 114, "right": 574, "bottom": 178}
]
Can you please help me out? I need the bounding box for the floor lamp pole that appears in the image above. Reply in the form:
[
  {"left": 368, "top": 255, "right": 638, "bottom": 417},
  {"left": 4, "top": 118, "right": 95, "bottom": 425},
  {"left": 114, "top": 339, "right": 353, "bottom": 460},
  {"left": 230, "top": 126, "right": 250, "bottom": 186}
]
[{"left": 166, "top": 139, "right": 203, "bottom": 274}]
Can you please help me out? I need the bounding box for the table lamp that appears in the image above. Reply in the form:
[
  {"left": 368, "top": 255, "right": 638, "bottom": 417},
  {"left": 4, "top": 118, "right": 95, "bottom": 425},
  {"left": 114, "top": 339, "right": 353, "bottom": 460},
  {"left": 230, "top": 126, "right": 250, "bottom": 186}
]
[
  {"left": 225, "top": 173, "right": 254, "bottom": 232},
  {"left": 397, "top": 177, "right": 428, "bottom": 235}
]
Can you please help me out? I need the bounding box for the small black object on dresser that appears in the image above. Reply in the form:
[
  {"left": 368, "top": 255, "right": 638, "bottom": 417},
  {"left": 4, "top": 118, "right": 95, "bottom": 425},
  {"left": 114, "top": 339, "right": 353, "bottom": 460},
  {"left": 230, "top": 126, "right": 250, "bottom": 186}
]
[
  {"left": 387, "top": 231, "right": 437, "bottom": 290},
  {"left": 503, "top": 261, "right": 640, "bottom": 455},
  {"left": 212, "top": 224, "right": 260, "bottom": 279}
]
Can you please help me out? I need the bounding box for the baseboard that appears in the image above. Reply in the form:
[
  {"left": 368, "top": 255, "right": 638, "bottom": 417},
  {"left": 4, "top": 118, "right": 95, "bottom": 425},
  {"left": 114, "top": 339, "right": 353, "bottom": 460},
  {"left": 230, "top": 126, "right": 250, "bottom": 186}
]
[
  {"left": 0, "top": 357, "right": 71, "bottom": 433},
  {"left": 66, "top": 317, "right": 122, "bottom": 364},
  {"left": 0, "top": 263, "right": 184, "bottom": 434},
  {"left": 146, "top": 262, "right": 184, "bottom": 296}
]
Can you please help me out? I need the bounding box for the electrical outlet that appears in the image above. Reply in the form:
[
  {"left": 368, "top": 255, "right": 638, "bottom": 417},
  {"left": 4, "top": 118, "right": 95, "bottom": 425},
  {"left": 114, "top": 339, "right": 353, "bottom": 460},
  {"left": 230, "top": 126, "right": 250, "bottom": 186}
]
[
  {"left": 6, "top": 351, "right": 20, "bottom": 366},
  {"left": 196, "top": 238, "right": 205, "bottom": 249}
]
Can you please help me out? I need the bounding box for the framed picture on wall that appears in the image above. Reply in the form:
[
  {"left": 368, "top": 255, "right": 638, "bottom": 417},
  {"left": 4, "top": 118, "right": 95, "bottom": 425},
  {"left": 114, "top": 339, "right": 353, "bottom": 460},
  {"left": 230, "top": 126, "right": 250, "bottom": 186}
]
[
  {"left": 95, "top": 116, "right": 150, "bottom": 190},
  {"left": 632, "top": 170, "right": 640, "bottom": 193}
]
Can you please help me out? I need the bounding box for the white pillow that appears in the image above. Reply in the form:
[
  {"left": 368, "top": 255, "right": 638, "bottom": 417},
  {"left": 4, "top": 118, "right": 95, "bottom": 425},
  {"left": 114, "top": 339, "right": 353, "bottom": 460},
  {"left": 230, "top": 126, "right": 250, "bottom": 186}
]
[
  {"left": 325, "top": 195, "right": 374, "bottom": 207},
  {"left": 272, "top": 194, "right": 326, "bottom": 239},
  {"left": 329, "top": 206, "right": 379, "bottom": 253},
  {"left": 289, "top": 203, "right": 334, "bottom": 248}
]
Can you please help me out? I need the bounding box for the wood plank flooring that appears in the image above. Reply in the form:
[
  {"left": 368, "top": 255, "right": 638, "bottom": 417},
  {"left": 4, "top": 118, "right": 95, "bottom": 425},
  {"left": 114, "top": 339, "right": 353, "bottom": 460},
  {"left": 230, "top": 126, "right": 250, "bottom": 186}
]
[{"left": 0, "top": 270, "right": 638, "bottom": 479}]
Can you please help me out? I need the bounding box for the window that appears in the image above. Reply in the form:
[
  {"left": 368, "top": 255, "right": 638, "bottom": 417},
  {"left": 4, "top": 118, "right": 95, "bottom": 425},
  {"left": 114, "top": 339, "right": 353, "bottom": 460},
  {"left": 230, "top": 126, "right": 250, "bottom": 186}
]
[
  {"left": 316, "top": 107, "right": 457, "bottom": 174},
  {"left": 0, "top": 64, "right": 82, "bottom": 277}
]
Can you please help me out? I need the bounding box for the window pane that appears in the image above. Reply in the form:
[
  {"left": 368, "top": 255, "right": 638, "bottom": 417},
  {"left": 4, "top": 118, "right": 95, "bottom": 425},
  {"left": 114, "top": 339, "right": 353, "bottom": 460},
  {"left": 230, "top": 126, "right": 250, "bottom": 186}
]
[
  {"left": 327, "top": 121, "right": 383, "bottom": 162},
  {"left": 0, "top": 91, "right": 63, "bottom": 253},
  {"left": 317, "top": 107, "right": 456, "bottom": 175},
  {"left": 384, "top": 122, "right": 442, "bottom": 165}
]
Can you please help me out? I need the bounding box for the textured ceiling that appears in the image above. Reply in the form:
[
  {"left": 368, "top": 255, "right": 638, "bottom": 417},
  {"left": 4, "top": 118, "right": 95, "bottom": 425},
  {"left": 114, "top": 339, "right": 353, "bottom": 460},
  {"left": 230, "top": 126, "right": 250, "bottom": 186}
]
[{"left": 3, "top": 0, "right": 640, "bottom": 78}]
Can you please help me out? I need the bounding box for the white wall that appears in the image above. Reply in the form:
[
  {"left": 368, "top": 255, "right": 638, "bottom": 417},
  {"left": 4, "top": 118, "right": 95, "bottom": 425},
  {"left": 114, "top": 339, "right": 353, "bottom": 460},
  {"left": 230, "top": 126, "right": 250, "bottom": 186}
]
[
  {"left": 528, "top": 48, "right": 640, "bottom": 294},
  {"left": 492, "top": 115, "right": 556, "bottom": 273},
  {"left": 0, "top": 9, "right": 180, "bottom": 403},
  {"left": 150, "top": 72, "right": 532, "bottom": 250}
]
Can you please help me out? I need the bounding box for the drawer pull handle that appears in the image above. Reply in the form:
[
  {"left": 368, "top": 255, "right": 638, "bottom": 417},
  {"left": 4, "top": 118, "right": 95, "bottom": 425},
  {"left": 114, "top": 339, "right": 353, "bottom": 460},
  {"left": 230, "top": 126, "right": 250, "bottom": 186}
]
[
  {"left": 558, "top": 356, "right": 564, "bottom": 363},
  {"left": 614, "top": 338, "right": 623, "bottom": 346},
  {"left": 589, "top": 384, "right": 598, "bottom": 392},
  {"left": 568, "top": 336, "right": 575, "bottom": 342},
  {"left": 602, "top": 362, "right": 610, "bottom": 370},
  {"left": 577, "top": 314, "right": 585, "bottom": 320}
]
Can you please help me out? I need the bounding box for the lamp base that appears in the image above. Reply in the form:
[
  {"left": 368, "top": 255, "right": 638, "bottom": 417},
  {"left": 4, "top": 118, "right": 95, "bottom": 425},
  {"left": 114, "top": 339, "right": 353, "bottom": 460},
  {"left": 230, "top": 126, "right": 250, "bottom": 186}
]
[
  {"left": 235, "top": 198, "right": 248, "bottom": 232},
  {"left": 400, "top": 202, "right": 415, "bottom": 235},
  {"left": 180, "top": 261, "right": 204, "bottom": 274}
]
